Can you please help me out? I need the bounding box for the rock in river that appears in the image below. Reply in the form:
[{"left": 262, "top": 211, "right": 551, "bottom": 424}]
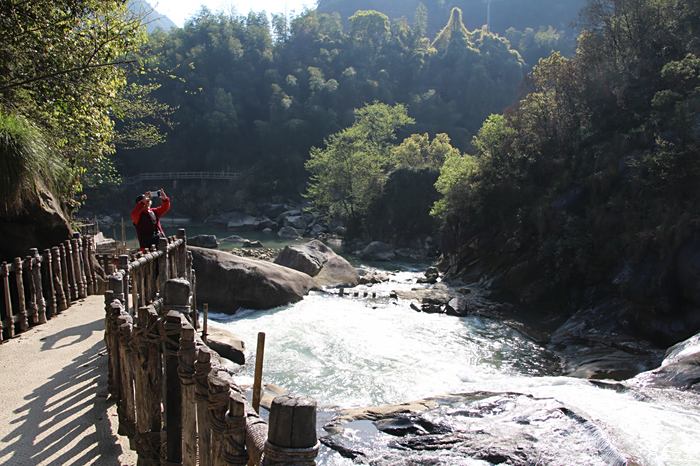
[
  {"left": 188, "top": 234, "right": 218, "bottom": 249},
  {"left": 189, "top": 246, "right": 314, "bottom": 311},
  {"left": 274, "top": 239, "right": 359, "bottom": 288}
]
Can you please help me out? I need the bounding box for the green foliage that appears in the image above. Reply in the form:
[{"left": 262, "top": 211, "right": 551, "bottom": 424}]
[
  {"left": 305, "top": 103, "right": 414, "bottom": 221},
  {"left": 435, "top": 0, "right": 700, "bottom": 292},
  {"left": 392, "top": 132, "right": 459, "bottom": 169},
  {"left": 0, "top": 0, "right": 156, "bottom": 206},
  {"left": 120, "top": 6, "right": 524, "bottom": 198},
  {"left": 0, "top": 110, "right": 65, "bottom": 214}
]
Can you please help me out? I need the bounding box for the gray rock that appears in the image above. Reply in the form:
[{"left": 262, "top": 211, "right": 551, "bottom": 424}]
[
  {"left": 359, "top": 241, "right": 396, "bottom": 261},
  {"left": 277, "top": 226, "right": 302, "bottom": 239},
  {"left": 189, "top": 246, "right": 314, "bottom": 311},
  {"left": 205, "top": 327, "right": 245, "bottom": 365},
  {"left": 322, "top": 393, "right": 628, "bottom": 466},
  {"left": 445, "top": 297, "right": 469, "bottom": 316},
  {"left": 631, "top": 332, "right": 700, "bottom": 392},
  {"left": 417, "top": 266, "right": 439, "bottom": 284},
  {"left": 310, "top": 223, "right": 325, "bottom": 237},
  {"left": 284, "top": 215, "right": 307, "bottom": 230},
  {"left": 188, "top": 234, "right": 218, "bottom": 249},
  {"left": 242, "top": 240, "right": 263, "bottom": 248},
  {"left": 222, "top": 212, "right": 271, "bottom": 231},
  {"left": 274, "top": 240, "right": 359, "bottom": 288}
]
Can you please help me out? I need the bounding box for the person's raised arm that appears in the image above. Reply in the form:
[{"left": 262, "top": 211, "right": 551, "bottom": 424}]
[{"left": 153, "top": 189, "right": 171, "bottom": 218}]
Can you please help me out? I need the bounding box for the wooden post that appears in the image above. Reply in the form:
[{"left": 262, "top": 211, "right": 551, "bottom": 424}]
[
  {"left": 62, "top": 241, "right": 75, "bottom": 301},
  {"left": 1, "top": 262, "right": 13, "bottom": 339},
  {"left": 163, "top": 310, "right": 184, "bottom": 466},
  {"left": 108, "top": 275, "right": 125, "bottom": 400},
  {"left": 252, "top": 332, "right": 266, "bottom": 413},
  {"left": 29, "top": 249, "right": 47, "bottom": 324},
  {"left": 202, "top": 303, "right": 209, "bottom": 343},
  {"left": 179, "top": 324, "right": 197, "bottom": 466},
  {"left": 191, "top": 267, "right": 198, "bottom": 329},
  {"left": 158, "top": 237, "right": 169, "bottom": 297},
  {"left": 24, "top": 256, "right": 38, "bottom": 325},
  {"left": 42, "top": 249, "right": 56, "bottom": 318},
  {"left": 117, "top": 313, "right": 136, "bottom": 442},
  {"left": 52, "top": 246, "right": 67, "bottom": 312},
  {"left": 13, "top": 257, "right": 29, "bottom": 331},
  {"left": 119, "top": 255, "right": 130, "bottom": 313},
  {"left": 164, "top": 277, "right": 191, "bottom": 466},
  {"left": 134, "top": 305, "right": 162, "bottom": 465},
  {"left": 121, "top": 216, "right": 126, "bottom": 248},
  {"left": 223, "top": 389, "right": 248, "bottom": 465},
  {"left": 176, "top": 229, "right": 187, "bottom": 278},
  {"left": 264, "top": 396, "right": 319, "bottom": 465},
  {"left": 195, "top": 348, "right": 214, "bottom": 466},
  {"left": 82, "top": 235, "right": 94, "bottom": 295},
  {"left": 73, "top": 233, "right": 87, "bottom": 299},
  {"left": 208, "top": 370, "right": 233, "bottom": 466}
]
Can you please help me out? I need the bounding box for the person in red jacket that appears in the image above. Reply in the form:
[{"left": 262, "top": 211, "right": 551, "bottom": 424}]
[{"left": 131, "top": 189, "right": 171, "bottom": 251}]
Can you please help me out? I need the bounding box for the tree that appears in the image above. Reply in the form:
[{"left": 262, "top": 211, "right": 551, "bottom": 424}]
[
  {"left": 0, "top": 0, "right": 151, "bottom": 204},
  {"left": 305, "top": 102, "right": 414, "bottom": 222}
]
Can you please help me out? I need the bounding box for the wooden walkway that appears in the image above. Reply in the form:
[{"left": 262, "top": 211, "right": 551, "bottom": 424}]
[{"left": 0, "top": 295, "right": 134, "bottom": 466}]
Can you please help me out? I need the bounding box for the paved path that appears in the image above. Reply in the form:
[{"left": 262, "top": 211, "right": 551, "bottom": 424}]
[{"left": 0, "top": 296, "right": 136, "bottom": 465}]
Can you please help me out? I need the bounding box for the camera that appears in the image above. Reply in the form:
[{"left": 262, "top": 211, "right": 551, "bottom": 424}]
[{"left": 149, "top": 190, "right": 161, "bottom": 198}]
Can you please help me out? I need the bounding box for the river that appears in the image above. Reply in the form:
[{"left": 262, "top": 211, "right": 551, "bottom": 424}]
[{"left": 209, "top": 266, "right": 700, "bottom": 465}]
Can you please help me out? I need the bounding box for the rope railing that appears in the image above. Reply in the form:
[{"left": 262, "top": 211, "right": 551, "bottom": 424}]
[
  {"left": 0, "top": 232, "right": 99, "bottom": 342},
  {"left": 104, "top": 229, "right": 319, "bottom": 465}
]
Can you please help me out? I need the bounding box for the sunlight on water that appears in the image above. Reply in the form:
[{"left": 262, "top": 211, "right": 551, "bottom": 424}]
[
  {"left": 208, "top": 283, "right": 700, "bottom": 465},
  {"left": 210, "top": 291, "right": 559, "bottom": 408}
]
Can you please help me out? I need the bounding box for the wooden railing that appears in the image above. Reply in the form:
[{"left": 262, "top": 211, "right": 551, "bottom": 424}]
[
  {"left": 105, "top": 230, "right": 319, "bottom": 465},
  {"left": 0, "top": 233, "right": 98, "bottom": 342}
]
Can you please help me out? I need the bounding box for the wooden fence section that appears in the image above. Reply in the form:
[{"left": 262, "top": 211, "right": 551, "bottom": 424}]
[
  {"left": 0, "top": 233, "right": 98, "bottom": 342},
  {"left": 105, "top": 232, "right": 319, "bottom": 465}
]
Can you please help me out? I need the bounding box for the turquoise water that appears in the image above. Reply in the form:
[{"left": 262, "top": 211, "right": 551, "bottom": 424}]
[{"left": 119, "top": 222, "right": 306, "bottom": 250}]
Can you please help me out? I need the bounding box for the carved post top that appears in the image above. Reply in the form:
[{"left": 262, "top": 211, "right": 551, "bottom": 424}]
[
  {"left": 157, "top": 237, "right": 168, "bottom": 252},
  {"left": 29, "top": 248, "right": 39, "bottom": 258},
  {"left": 0, "top": 261, "right": 8, "bottom": 276},
  {"left": 13, "top": 257, "right": 22, "bottom": 269},
  {"left": 176, "top": 228, "right": 186, "bottom": 240},
  {"left": 72, "top": 232, "right": 81, "bottom": 239},
  {"left": 118, "top": 255, "right": 129, "bottom": 271},
  {"left": 164, "top": 278, "right": 191, "bottom": 308}
]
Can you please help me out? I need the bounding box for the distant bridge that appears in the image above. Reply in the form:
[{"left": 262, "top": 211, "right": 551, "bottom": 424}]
[{"left": 123, "top": 171, "right": 241, "bottom": 185}]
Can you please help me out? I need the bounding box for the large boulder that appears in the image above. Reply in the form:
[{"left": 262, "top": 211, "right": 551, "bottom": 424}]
[
  {"left": 358, "top": 241, "right": 396, "bottom": 261},
  {"left": 274, "top": 240, "right": 359, "bottom": 288},
  {"left": 278, "top": 226, "right": 302, "bottom": 239},
  {"left": 190, "top": 246, "right": 314, "bottom": 312},
  {"left": 0, "top": 183, "right": 72, "bottom": 259},
  {"left": 188, "top": 234, "right": 218, "bottom": 249},
  {"left": 206, "top": 327, "right": 245, "bottom": 365}
]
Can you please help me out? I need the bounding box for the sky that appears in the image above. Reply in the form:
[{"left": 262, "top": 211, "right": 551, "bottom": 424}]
[{"left": 151, "top": 0, "right": 318, "bottom": 26}]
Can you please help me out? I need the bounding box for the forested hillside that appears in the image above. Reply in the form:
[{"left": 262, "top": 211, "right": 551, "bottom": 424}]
[
  {"left": 317, "top": 0, "right": 585, "bottom": 63},
  {"left": 117, "top": 7, "right": 524, "bottom": 207},
  {"left": 435, "top": 0, "right": 700, "bottom": 344}
]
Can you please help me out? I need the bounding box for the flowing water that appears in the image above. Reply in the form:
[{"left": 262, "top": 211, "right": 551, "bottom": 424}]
[{"left": 209, "top": 268, "right": 700, "bottom": 465}]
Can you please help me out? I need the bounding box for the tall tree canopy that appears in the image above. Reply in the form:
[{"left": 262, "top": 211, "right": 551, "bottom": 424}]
[
  {"left": 0, "top": 0, "right": 152, "bottom": 208},
  {"left": 118, "top": 6, "right": 524, "bottom": 202}
]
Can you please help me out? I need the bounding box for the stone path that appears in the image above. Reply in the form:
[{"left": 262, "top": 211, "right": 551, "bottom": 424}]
[{"left": 0, "top": 296, "right": 136, "bottom": 465}]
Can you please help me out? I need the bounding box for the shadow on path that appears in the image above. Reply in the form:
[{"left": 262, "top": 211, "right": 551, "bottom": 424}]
[
  {"left": 40, "top": 317, "right": 103, "bottom": 351},
  {"left": 0, "top": 333, "right": 128, "bottom": 465}
]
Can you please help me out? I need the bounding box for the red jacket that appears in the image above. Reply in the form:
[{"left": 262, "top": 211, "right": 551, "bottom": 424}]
[{"left": 131, "top": 195, "right": 171, "bottom": 250}]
